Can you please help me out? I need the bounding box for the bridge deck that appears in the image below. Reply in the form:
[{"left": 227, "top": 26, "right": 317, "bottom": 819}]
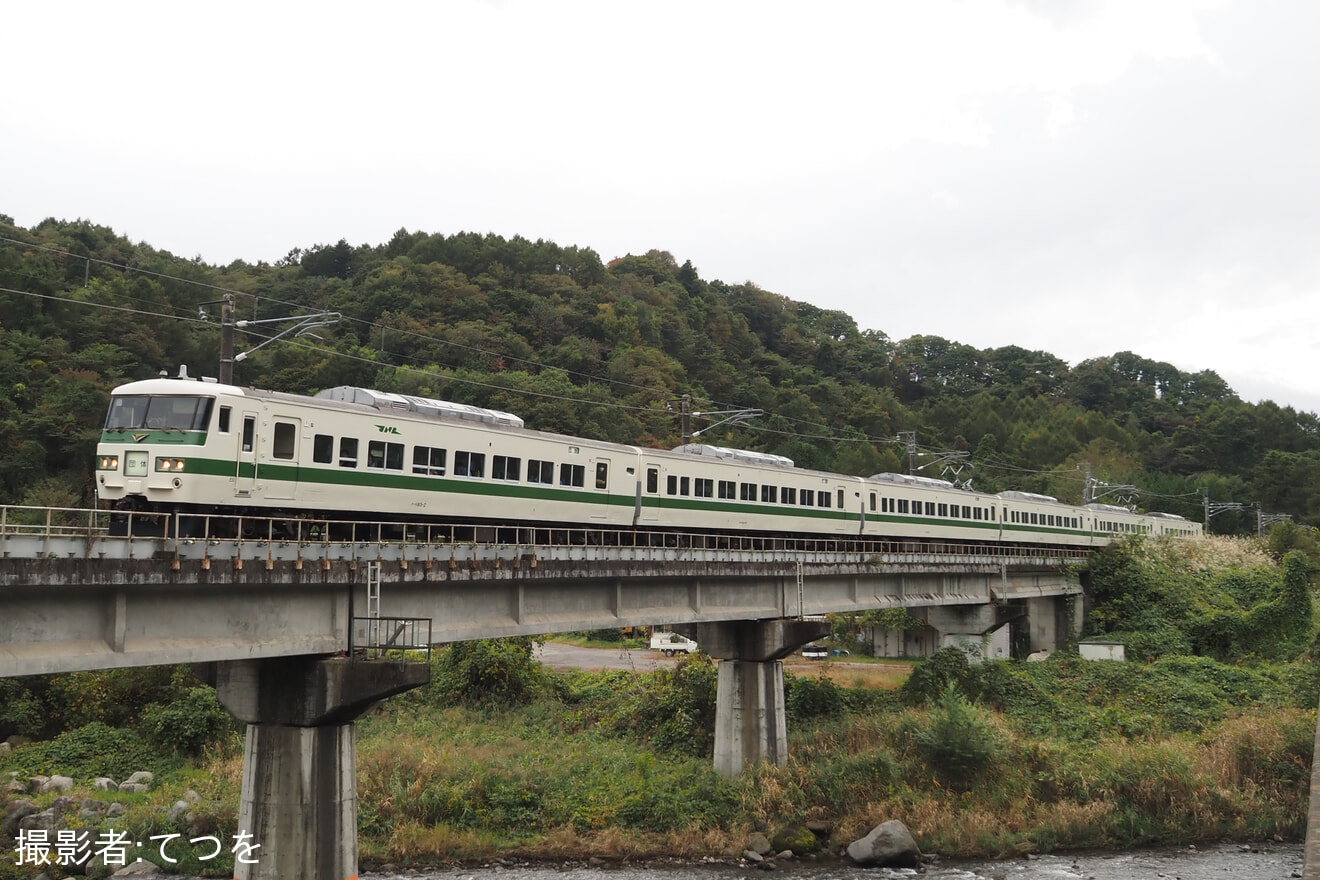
[{"left": 1, "top": 506, "right": 1086, "bottom": 676}]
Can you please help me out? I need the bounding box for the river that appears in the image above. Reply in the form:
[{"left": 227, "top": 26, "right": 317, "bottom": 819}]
[{"left": 359, "top": 842, "right": 1303, "bottom": 880}]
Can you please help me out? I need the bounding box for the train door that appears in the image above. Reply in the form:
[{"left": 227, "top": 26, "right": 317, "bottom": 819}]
[
  {"left": 235, "top": 412, "right": 257, "bottom": 497},
  {"left": 639, "top": 464, "right": 661, "bottom": 524},
  {"left": 264, "top": 417, "right": 302, "bottom": 500},
  {"left": 591, "top": 457, "right": 611, "bottom": 520}
]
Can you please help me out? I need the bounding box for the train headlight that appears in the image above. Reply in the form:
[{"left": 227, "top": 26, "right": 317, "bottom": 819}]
[
  {"left": 155, "top": 457, "right": 187, "bottom": 472},
  {"left": 97, "top": 455, "right": 120, "bottom": 470}
]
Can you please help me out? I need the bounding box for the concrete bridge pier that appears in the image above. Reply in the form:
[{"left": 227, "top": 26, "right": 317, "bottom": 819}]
[
  {"left": 697, "top": 619, "right": 829, "bottom": 777},
  {"left": 210, "top": 657, "right": 430, "bottom": 880}
]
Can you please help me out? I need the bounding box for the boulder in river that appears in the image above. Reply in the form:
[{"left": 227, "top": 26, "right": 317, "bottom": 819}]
[{"left": 846, "top": 819, "right": 921, "bottom": 868}]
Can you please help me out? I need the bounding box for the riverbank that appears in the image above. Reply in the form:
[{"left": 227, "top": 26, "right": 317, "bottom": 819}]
[
  {"left": 344, "top": 639, "right": 1315, "bottom": 867},
  {"left": 1, "top": 647, "right": 1313, "bottom": 878}
]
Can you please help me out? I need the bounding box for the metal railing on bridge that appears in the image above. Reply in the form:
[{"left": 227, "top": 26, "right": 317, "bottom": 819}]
[
  {"left": 351, "top": 616, "right": 432, "bottom": 663},
  {"left": 0, "top": 504, "right": 1093, "bottom": 568}
]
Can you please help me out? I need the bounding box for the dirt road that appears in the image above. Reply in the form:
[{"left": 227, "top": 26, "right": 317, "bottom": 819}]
[
  {"left": 534, "top": 641, "right": 680, "bottom": 672},
  {"left": 535, "top": 641, "right": 911, "bottom": 688}
]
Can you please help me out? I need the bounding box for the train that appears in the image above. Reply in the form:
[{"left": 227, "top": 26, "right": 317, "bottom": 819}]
[{"left": 94, "top": 369, "right": 1202, "bottom": 545}]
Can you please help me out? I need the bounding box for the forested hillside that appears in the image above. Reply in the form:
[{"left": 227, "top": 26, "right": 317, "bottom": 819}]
[{"left": 3, "top": 214, "right": 1318, "bottom": 532}]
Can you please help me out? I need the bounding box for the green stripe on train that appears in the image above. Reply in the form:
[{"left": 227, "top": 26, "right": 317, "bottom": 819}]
[
  {"left": 100, "top": 430, "right": 207, "bottom": 446},
  {"left": 121, "top": 455, "right": 863, "bottom": 524}
]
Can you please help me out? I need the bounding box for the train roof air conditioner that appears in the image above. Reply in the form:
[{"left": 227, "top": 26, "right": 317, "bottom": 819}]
[{"left": 315, "top": 386, "right": 525, "bottom": 428}]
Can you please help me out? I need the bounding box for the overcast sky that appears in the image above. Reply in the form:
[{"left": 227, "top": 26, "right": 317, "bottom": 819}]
[{"left": 6, "top": 1, "right": 1319, "bottom": 414}]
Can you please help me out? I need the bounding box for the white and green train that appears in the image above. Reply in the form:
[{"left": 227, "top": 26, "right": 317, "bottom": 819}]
[{"left": 94, "top": 372, "right": 1202, "bottom": 545}]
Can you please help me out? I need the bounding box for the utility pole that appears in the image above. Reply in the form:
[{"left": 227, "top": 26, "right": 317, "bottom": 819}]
[
  {"left": 1083, "top": 465, "right": 1138, "bottom": 508},
  {"left": 680, "top": 395, "right": 691, "bottom": 445},
  {"left": 219, "top": 295, "right": 235, "bottom": 385},
  {"left": 1200, "top": 488, "right": 1250, "bottom": 530},
  {"left": 898, "top": 431, "right": 917, "bottom": 475},
  {"left": 1258, "top": 505, "right": 1291, "bottom": 537}
]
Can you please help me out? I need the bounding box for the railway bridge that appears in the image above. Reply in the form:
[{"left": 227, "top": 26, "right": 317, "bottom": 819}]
[{"left": 0, "top": 506, "right": 1086, "bottom": 880}]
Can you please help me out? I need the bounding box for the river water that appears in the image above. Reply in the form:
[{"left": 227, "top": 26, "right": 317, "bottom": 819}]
[{"left": 360, "top": 842, "right": 1303, "bottom": 880}]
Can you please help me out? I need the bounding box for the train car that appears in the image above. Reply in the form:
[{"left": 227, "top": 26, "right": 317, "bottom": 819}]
[
  {"left": 1145, "top": 511, "right": 1200, "bottom": 538},
  {"left": 638, "top": 444, "right": 865, "bottom": 536},
  {"left": 861, "top": 473, "right": 1003, "bottom": 544},
  {"left": 998, "top": 490, "right": 1095, "bottom": 547},
  {"left": 95, "top": 370, "right": 1203, "bottom": 546},
  {"left": 97, "top": 375, "right": 639, "bottom": 536}
]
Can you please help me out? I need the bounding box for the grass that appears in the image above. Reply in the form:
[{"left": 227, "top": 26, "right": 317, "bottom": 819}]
[{"left": 781, "top": 656, "right": 912, "bottom": 690}]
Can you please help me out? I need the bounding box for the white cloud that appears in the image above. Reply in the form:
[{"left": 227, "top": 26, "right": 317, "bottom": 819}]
[{"left": 5, "top": 0, "right": 1318, "bottom": 413}]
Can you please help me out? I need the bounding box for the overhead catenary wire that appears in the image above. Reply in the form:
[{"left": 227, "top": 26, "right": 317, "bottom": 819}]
[
  {"left": 0, "top": 281, "right": 1201, "bottom": 506},
  {"left": 0, "top": 236, "right": 912, "bottom": 446},
  {"left": 0, "top": 236, "right": 1209, "bottom": 495}
]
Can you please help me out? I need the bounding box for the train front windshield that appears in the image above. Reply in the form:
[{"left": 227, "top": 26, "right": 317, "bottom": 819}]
[{"left": 105, "top": 395, "right": 214, "bottom": 432}]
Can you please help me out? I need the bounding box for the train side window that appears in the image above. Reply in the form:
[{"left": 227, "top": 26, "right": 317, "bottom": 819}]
[
  {"left": 741, "top": 482, "right": 756, "bottom": 501},
  {"left": 647, "top": 468, "right": 659, "bottom": 494},
  {"left": 339, "top": 437, "right": 358, "bottom": 468},
  {"left": 949, "top": 505, "right": 960, "bottom": 518},
  {"left": 368, "top": 441, "right": 404, "bottom": 470},
  {"left": 218, "top": 406, "right": 231, "bottom": 433},
  {"left": 961, "top": 505, "right": 972, "bottom": 518},
  {"left": 938, "top": 503, "right": 948, "bottom": 517},
  {"left": 679, "top": 476, "right": 690, "bottom": 496},
  {"left": 762, "top": 485, "right": 777, "bottom": 503},
  {"left": 527, "top": 460, "right": 553, "bottom": 484},
  {"left": 801, "top": 491, "right": 814, "bottom": 508},
  {"left": 595, "top": 462, "right": 608, "bottom": 489},
  {"left": 494, "top": 455, "right": 521, "bottom": 481},
  {"left": 455, "top": 451, "right": 486, "bottom": 478},
  {"left": 925, "top": 501, "right": 935, "bottom": 516},
  {"left": 695, "top": 478, "right": 713, "bottom": 498},
  {"left": 273, "top": 423, "right": 296, "bottom": 460},
  {"left": 241, "top": 416, "right": 255, "bottom": 453},
  {"left": 560, "top": 463, "right": 584, "bottom": 487},
  {"left": 839, "top": 489, "right": 846, "bottom": 509},
  {"left": 869, "top": 492, "right": 876, "bottom": 511},
  {"left": 413, "top": 446, "right": 446, "bottom": 475},
  {"left": 817, "top": 491, "right": 830, "bottom": 508},
  {"left": 667, "top": 475, "right": 678, "bottom": 495},
  {"left": 781, "top": 487, "right": 795, "bottom": 505},
  {"left": 897, "top": 499, "right": 908, "bottom": 514},
  {"left": 313, "top": 434, "right": 334, "bottom": 464},
  {"left": 718, "top": 480, "right": 736, "bottom": 499}
]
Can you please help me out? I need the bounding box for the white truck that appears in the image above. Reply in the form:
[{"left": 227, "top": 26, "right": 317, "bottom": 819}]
[{"left": 650, "top": 631, "right": 700, "bottom": 656}]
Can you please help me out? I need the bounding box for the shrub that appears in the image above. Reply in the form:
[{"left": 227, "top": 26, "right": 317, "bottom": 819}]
[
  {"left": 910, "top": 685, "right": 1006, "bottom": 789},
  {"left": 785, "top": 672, "right": 844, "bottom": 721},
  {"left": 599, "top": 654, "right": 719, "bottom": 757},
  {"left": 5, "top": 721, "right": 159, "bottom": 780},
  {"left": 431, "top": 637, "right": 548, "bottom": 708},
  {"left": 900, "top": 647, "right": 973, "bottom": 705},
  {"left": 140, "top": 686, "right": 237, "bottom": 756}
]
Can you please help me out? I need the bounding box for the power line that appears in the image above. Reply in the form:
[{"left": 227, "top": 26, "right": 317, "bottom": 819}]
[{"left": 0, "top": 237, "right": 908, "bottom": 446}]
